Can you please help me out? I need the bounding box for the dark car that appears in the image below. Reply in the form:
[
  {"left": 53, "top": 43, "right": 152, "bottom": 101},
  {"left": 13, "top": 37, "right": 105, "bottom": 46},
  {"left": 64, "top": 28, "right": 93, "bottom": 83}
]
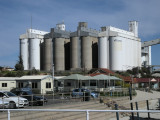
[
  {"left": 72, "top": 88, "right": 99, "bottom": 101},
  {"left": 72, "top": 88, "right": 90, "bottom": 101},
  {"left": 11, "top": 88, "right": 47, "bottom": 106},
  {"left": 72, "top": 88, "right": 99, "bottom": 98}
]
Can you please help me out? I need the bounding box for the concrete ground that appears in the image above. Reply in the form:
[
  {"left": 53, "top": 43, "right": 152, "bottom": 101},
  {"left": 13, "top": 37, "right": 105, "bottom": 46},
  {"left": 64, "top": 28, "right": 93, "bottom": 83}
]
[
  {"left": 109, "top": 90, "right": 160, "bottom": 120},
  {"left": 0, "top": 90, "right": 160, "bottom": 120}
]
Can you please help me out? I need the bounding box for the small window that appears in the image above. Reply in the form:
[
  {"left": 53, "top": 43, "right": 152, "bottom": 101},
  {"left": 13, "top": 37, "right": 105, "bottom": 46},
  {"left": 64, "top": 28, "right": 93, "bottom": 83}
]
[
  {"left": 2, "top": 83, "right": 7, "bottom": 87},
  {"left": 32, "top": 82, "right": 38, "bottom": 88},
  {"left": 18, "top": 82, "right": 23, "bottom": 88},
  {"left": 46, "top": 82, "right": 51, "bottom": 88}
]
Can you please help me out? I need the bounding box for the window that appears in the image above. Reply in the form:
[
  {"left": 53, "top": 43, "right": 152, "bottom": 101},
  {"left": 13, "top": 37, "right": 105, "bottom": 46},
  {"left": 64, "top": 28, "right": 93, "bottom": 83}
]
[
  {"left": 32, "top": 82, "right": 38, "bottom": 88},
  {"left": 82, "top": 82, "right": 85, "bottom": 86},
  {"left": 18, "top": 82, "right": 23, "bottom": 88},
  {"left": 67, "top": 82, "right": 71, "bottom": 86},
  {"left": 2, "top": 83, "right": 7, "bottom": 87},
  {"left": 90, "top": 82, "right": 96, "bottom": 86},
  {"left": 46, "top": 82, "right": 51, "bottom": 88}
]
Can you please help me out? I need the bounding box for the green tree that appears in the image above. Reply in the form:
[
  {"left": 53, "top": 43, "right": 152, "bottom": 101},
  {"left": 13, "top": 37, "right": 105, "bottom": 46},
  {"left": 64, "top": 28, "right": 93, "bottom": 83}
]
[
  {"left": 27, "top": 68, "right": 39, "bottom": 75},
  {"left": 16, "top": 71, "right": 24, "bottom": 77},
  {"left": 15, "top": 56, "right": 24, "bottom": 71}
]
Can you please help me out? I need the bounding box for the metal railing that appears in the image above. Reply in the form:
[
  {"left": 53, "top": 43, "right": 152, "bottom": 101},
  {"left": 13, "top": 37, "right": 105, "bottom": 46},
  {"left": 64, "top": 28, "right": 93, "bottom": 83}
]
[{"left": 0, "top": 109, "right": 160, "bottom": 120}]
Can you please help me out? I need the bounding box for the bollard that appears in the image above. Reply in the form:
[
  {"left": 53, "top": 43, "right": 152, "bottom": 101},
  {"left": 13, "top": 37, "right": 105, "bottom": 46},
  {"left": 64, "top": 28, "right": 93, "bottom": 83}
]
[
  {"left": 146, "top": 100, "right": 150, "bottom": 119},
  {"left": 135, "top": 102, "right": 140, "bottom": 120},
  {"left": 115, "top": 104, "right": 119, "bottom": 120},
  {"left": 129, "top": 88, "right": 134, "bottom": 120}
]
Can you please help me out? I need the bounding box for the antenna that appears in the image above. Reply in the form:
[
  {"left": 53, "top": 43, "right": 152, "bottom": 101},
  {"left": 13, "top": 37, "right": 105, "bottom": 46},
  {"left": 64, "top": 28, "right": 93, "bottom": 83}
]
[{"left": 31, "top": 14, "right": 32, "bottom": 31}]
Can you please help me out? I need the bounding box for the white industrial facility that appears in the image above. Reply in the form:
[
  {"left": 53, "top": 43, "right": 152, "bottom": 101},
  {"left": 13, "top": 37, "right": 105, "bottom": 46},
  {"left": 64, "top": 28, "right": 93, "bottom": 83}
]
[
  {"left": 19, "top": 21, "right": 160, "bottom": 72},
  {"left": 98, "top": 21, "right": 141, "bottom": 71}
]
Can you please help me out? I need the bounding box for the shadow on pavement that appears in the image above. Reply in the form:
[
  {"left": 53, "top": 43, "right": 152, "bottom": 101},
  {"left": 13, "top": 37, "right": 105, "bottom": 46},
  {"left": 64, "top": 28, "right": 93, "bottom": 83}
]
[{"left": 130, "top": 116, "right": 160, "bottom": 120}]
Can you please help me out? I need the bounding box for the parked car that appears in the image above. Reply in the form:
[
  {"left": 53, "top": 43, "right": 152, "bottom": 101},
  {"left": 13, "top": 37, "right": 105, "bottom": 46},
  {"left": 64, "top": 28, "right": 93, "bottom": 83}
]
[
  {"left": 11, "top": 88, "right": 47, "bottom": 106},
  {"left": 90, "top": 91, "right": 99, "bottom": 98},
  {"left": 0, "top": 91, "right": 28, "bottom": 108},
  {"left": 0, "top": 99, "right": 9, "bottom": 109},
  {"left": 72, "top": 88, "right": 99, "bottom": 99}
]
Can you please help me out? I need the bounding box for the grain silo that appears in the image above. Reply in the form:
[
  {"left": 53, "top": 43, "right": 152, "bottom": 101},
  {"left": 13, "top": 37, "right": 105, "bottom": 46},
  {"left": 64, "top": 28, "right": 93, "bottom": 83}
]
[
  {"left": 20, "top": 29, "right": 49, "bottom": 70},
  {"left": 43, "top": 35, "right": 53, "bottom": 71},
  {"left": 19, "top": 38, "right": 29, "bottom": 70},
  {"left": 51, "top": 23, "right": 70, "bottom": 71},
  {"left": 70, "top": 37, "right": 81, "bottom": 69},
  {"left": 29, "top": 38, "right": 41, "bottom": 70},
  {"left": 70, "top": 22, "right": 99, "bottom": 70}
]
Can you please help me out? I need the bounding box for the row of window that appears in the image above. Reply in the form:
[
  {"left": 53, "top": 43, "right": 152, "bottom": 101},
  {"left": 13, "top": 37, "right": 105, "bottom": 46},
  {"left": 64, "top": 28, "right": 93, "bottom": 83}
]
[{"left": 1, "top": 82, "right": 51, "bottom": 88}]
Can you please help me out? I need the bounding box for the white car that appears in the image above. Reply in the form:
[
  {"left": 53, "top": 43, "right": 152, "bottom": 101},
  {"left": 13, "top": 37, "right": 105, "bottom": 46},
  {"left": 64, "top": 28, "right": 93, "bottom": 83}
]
[
  {"left": 0, "top": 91, "right": 28, "bottom": 108},
  {"left": 0, "top": 99, "right": 9, "bottom": 109}
]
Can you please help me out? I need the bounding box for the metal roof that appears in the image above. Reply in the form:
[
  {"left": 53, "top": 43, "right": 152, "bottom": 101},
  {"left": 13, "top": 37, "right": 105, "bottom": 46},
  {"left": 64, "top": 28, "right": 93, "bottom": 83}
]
[
  {"left": 0, "top": 77, "right": 19, "bottom": 81},
  {"left": 16, "top": 75, "right": 52, "bottom": 80}
]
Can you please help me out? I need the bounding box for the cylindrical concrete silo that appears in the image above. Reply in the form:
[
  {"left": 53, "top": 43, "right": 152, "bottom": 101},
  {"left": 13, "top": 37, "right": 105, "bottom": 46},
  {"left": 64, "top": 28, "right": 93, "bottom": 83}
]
[
  {"left": 29, "top": 38, "right": 41, "bottom": 70},
  {"left": 98, "top": 37, "right": 108, "bottom": 68},
  {"left": 70, "top": 37, "right": 80, "bottom": 69},
  {"left": 81, "top": 36, "right": 92, "bottom": 70},
  {"left": 44, "top": 38, "right": 53, "bottom": 71},
  {"left": 110, "top": 36, "right": 123, "bottom": 71},
  {"left": 20, "top": 38, "right": 29, "bottom": 70},
  {"left": 54, "top": 38, "right": 65, "bottom": 71}
]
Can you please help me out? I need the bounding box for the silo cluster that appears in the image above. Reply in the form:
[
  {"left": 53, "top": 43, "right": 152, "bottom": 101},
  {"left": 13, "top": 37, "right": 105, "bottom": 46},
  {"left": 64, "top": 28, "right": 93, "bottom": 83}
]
[
  {"left": 20, "top": 29, "right": 49, "bottom": 70},
  {"left": 70, "top": 22, "right": 99, "bottom": 70},
  {"left": 98, "top": 21, "right": 141, "bottom": 71},
  {"left": 20, "top": 21, "right": 141, "bottom": 72}
]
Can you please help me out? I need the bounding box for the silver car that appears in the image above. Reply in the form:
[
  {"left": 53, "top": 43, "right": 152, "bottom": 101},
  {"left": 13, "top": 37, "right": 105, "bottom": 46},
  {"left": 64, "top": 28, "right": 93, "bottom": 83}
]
[{"left": 0, "top": 99, "right": 9, "bottom": 109}]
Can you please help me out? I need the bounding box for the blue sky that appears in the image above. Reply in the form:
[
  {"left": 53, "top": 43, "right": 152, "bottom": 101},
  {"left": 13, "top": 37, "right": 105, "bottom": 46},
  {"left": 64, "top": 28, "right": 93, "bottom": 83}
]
[{"left": 0, "top": 0, "right": 160, "bottom": 68}]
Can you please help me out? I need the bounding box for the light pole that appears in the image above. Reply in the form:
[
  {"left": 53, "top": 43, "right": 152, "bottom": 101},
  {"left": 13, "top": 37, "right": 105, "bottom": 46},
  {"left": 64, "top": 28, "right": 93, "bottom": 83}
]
[{"left": 52, "top": 64, "right": 54, "bottom": 99}]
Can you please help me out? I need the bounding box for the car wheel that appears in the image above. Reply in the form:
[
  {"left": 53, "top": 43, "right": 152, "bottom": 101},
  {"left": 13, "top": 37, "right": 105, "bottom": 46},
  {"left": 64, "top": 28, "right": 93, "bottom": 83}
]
[{"left": 9, "top": 101, "right": 16, "bottom": 109}]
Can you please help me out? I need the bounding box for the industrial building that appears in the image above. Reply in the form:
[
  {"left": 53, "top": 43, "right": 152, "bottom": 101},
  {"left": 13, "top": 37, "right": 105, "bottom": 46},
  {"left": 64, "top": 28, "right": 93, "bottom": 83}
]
[
  {"left": 98, "top": 21, "right": 141, "bottom": 71},
  {"left": 19, "top": 21, "right": 158, "bottom": 72}
]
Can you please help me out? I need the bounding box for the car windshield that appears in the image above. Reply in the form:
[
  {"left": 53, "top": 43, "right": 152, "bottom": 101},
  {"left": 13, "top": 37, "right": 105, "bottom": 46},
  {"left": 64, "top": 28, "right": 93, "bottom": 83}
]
[
  {"left": 25, "top": 91, "right": 32, "bottom": 95},
  {"left": 74, "top": 89, "right": 79, "bottom": 92},
  {"left": 5, "top": 92, "right": 17, "bottom": 96}
]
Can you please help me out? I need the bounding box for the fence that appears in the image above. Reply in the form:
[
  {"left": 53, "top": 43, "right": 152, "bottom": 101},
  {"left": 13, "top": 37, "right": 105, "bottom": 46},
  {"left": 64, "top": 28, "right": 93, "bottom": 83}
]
[
  {"left": 0, "top": 109, "right": 160, "bottom": 120},
  {"left": 0, "top": 90, "right": 136, "bottom": 109}
]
